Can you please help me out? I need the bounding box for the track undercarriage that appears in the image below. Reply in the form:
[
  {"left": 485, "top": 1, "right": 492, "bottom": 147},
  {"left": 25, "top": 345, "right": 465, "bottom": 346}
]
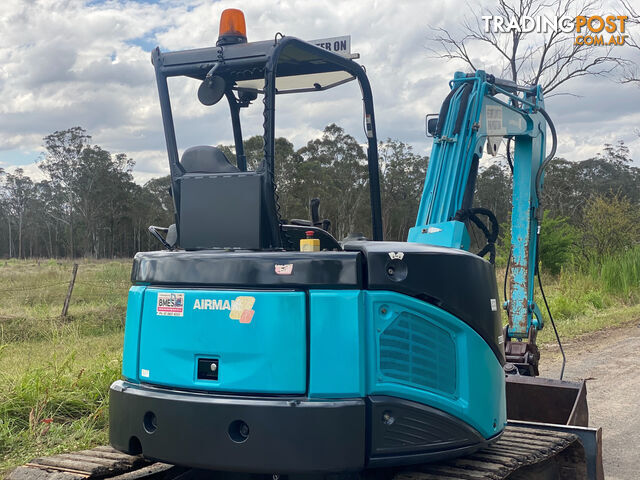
[{"left": 8, "top": 424, "right": 600, "bottom": 480}]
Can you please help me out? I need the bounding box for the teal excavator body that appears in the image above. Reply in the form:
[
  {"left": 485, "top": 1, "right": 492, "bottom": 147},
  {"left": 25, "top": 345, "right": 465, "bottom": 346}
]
[{"left": 109, "top": 10, "right": 569, "bottom": 475}]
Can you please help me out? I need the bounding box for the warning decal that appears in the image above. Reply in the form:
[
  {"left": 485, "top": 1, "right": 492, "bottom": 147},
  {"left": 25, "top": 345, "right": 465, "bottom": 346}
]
[
  {"left": 485, "top": 105, "right": 505, "bottom": 135},
  {"left": 157, "top": 292, "right": 184, "bottom": 317}
]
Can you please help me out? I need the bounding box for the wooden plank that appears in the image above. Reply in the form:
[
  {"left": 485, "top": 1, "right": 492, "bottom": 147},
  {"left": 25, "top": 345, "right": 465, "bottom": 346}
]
[
  {"left": 492, "top": 440, "right": 556, "bottom": 452},
  {"left": 501, "top": 430, "right": 567, "bottom": 441},
  {"left": 502, "top": 432, "right": 573, "bottom": 444},
  {"left": 484, "top": 445, "right": 536, "bottom": 456},
  {"left": 90, "top": 446, "right": 125, "bottom": 454},
  {"left": 107, "top": 464, "right": 175, "bottom": 480},
  {"left": 28, "top": 458, "right": 108, "bottom": 475},
  {"left": 10, "top": 425, "right": 583, "bottom": 480},
  {"left": 53, "top": 455, "right": 116, "bottom": 467},
  {"left": 24, "top": 464, "right": 91, "bottom": 477},
  {"left": 70, "top": 451, "right": 138, "bottom": 463},
  {"left": 16, "top": 447, "right": 149, "bottom": 479},
  {"left": 7, "top": 466, "right": 86, "bottom": 480}
]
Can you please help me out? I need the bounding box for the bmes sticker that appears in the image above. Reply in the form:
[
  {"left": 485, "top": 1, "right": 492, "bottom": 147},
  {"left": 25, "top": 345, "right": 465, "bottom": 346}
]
[{"left": 156, "top": 292, "right": 184, "bottom": 316}]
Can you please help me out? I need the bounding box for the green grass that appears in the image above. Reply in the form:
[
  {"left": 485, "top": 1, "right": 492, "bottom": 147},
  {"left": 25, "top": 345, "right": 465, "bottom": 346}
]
[
  {"left": 537, "top": 247, "right": 640, "bottom": 343},
  {"left": 0, "top": 259, "right": 129, "bottom": 476},
  {"left": 0, "top": 334, "right": 122, "bottom": 472},
  {"left": 0, "top": 254, "right": 639, "bottom": 476},
  {"left": 589, "top": 247, "right": 640, "bottom": 297},
  {"left": 0, "top": 259, "right": 129, "bottom": 344},
  {"left": 494, "top": 247, "right": 640, "bottom": 345}
]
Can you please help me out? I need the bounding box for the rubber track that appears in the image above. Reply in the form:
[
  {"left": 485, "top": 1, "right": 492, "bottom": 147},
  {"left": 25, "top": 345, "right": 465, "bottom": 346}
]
[
  {"left": 393, "top": 426, "right": 582, "bottom": 480},
  {"left": 7, "top": 426, "right": 582, "bottom": 480}
]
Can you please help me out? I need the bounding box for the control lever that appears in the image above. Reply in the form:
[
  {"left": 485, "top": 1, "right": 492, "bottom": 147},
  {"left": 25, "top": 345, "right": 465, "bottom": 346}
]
[{"left": 310, "top": 198, "right": 321, "bottom": 226}]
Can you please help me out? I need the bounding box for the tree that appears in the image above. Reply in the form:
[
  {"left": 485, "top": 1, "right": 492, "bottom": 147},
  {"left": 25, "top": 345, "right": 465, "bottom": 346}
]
[
  {"left": 219, "top": 136, "right": 307, "bottom": 221},
  {"left": 474, "top": 162, "right": 513, "bottom": 228},
  {"left": 429, "top": 0, "right": 624, "bottom": 94},
  {"left": 539, "top": 213, "right": 578, "bottom": 274},
  {"left": 540, "top": 141, "right": 640, "bottom": 224},
  {"left": 39, "top": 127, "right": 91, "bottom": 257},
  {"left": 74, "top": 147, "right": 135, "bottom": 257},
  {"left": 297, "top": 125, "right": 369, "bottom": 240},
  {"left": 32, "top": 180, "right": 63, "bottom": 258},
  {"left": 539, "top": 158, "right": 583, "bottom": 219},
  {"left": 470, "top": 162, "right": 514, "bottom": 253},
  {"left": 2, "top": 124, "right": 636, "bottom": 261},
  {"left": 378, "top": 139, "right": 428, "bottom": 240},
  {"left": 620, "top": 0, "right": 640, "bottom": 85},
  {"left": 222, "top": 127, "right": 374, "bottom": 240},
  {"left": 576, "top": 143, "right": 640, "bottom": 205},
  {"left": 142, "top": 175, "right": 173, "bottom": 226},
  {"left": 581, "top": 193, "right": 640, "bottom": 258},
  {"left": 0, "top": 168, "right": 10, "bottom": 257},
  {"left": 3, "top": 169, "right": 35, "bottom": 258}
]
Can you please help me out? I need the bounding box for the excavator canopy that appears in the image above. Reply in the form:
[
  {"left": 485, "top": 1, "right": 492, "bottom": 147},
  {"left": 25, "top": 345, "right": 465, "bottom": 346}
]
[{"left": 151, "top": 33, "right": 383, "bottom": 248}]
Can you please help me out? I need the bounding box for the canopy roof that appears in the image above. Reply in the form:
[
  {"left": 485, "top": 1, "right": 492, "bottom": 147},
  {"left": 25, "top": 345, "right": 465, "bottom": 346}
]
[{"left": 155, "top": 38, "right": 356, "bottom": 94}]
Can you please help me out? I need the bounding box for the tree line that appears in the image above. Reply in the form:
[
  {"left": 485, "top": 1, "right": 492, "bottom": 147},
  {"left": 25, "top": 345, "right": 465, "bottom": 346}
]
[
  {"left": 1, "top": 126, "right": 639, "bottom": 270},
  {"left": 0, "top": 127, "right": 173, "bottom": 259},
  {"left": 474, "top": 140, "right": 640, "bottom": 272}
]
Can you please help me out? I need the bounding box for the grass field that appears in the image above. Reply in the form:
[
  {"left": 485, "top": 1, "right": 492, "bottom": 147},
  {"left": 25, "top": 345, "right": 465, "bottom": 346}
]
[
  {"left": 0, "top": 256, "right": 639, "bottom": 476},
  {"left": 0, "top": 259, "right": 129, "bottom": 476}
]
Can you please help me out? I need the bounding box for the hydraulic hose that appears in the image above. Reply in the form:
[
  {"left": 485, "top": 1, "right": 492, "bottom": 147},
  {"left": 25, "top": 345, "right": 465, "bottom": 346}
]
[
  {"left": 534, "top": 106, "right": 565, "bottom": 377},
  {"left": 506, "top": 137, "right": 514, "bottom": 173},
  {"left": 537, "top": 267, "right": 566, "bottom": 380},
  {"left": 534, "top": 107, "right": 557, "bottom": 208}
]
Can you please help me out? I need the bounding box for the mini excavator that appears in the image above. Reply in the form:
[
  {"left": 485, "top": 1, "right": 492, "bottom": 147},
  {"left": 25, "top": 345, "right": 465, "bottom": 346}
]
[{"left": 110, "top": 9, "right": 603, "bottom": 479}]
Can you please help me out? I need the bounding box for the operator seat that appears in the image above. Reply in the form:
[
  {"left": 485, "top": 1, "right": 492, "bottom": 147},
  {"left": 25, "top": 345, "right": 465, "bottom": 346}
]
[
  {"left": 176, "top": 146, "right": 281, "bottom": 250},
  {"left": 176, "top": 146, "right": 342, "bottom": 251},
  {"left": 181, "top": 146, "right": 239, "bottom": 173}
]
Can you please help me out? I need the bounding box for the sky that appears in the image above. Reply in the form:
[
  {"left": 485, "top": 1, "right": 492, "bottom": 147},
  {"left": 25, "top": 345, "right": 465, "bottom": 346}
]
[{"left": 1, "top": 0, "right": 639, "bottom": 184}]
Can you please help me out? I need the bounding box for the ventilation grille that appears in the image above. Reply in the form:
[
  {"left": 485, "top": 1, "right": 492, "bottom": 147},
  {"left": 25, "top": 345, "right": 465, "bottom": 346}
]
[{"left": 379, "top": 312, "right": 456, "bottom": 395}]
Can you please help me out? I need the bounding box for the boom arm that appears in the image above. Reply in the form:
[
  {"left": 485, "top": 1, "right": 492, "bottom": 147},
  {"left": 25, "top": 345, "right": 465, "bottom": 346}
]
[{"left": 410, "top": 70, "right": 554, "bottom": 375}]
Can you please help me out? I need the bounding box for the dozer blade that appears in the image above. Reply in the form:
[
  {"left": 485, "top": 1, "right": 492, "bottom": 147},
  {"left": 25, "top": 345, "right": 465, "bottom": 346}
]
[
  {"left": 505, "top": 375, "right": 603, "bottom": 480},
  {"left": 506, "top": 375, "right": 588, "bottom": 426}
]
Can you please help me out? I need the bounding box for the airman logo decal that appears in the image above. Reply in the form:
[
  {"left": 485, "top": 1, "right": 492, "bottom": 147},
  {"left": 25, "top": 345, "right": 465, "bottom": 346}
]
[{"left": 193, "top": 296, "right": 256, "bottom": 324}]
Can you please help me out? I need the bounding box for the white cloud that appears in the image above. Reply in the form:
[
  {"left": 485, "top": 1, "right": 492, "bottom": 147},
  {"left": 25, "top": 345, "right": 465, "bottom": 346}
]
[{"left": 1, "top": 0, "right": 639, "bottom": 184}]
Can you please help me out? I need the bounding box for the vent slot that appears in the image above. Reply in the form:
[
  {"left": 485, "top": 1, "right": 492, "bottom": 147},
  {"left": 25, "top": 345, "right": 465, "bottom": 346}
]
[{"left": 379, "top": 312, "right": 456, "bottom": 395}]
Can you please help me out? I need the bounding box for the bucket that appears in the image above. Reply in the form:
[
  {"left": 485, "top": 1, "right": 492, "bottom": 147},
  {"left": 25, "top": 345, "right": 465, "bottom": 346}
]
[{"left": 506, "top": 375, "right": 589, "bottom": 427}]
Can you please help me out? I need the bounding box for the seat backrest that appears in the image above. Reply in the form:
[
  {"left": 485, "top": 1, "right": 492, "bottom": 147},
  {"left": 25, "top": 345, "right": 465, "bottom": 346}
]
[
  {"left": 176, "top": 147, "right": 281, "bottom": 250},
  {"left": 181, "top": 146, "right": 239, "bottom": 173}
]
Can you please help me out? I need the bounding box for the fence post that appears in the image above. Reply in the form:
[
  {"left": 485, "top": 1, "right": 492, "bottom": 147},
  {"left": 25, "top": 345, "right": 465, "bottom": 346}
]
[{"left": 62, "top": 263, "right": 79, "bottom": 317}]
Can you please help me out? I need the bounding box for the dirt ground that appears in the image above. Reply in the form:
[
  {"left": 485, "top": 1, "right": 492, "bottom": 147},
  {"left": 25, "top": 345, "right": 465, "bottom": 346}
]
[{"left": 539, "top": 322, "right": 640, "bottom": 480}]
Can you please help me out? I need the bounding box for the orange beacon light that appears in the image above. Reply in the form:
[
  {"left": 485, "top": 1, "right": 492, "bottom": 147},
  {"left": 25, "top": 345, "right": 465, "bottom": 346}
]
[{"left": 217, "top": 9, "right": 247, "bottom": 45}]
